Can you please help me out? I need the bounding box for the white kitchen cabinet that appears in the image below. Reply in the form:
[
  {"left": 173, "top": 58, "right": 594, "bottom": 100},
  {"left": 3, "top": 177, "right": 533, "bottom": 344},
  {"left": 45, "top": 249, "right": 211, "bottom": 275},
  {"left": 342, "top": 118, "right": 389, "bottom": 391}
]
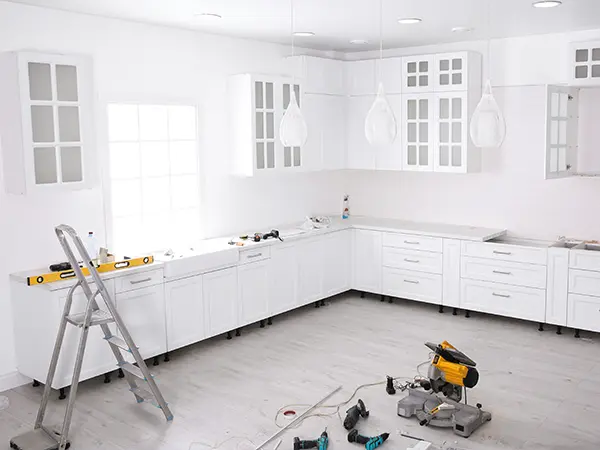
[
  {"left": 303, "top": 94, "right": 346, "bottom": 171},
  {"left": 383, "top": 267, "right": 442, "bottom": 305},
  {"left": 546, "top": 247, "right": 569, "bottom": 326},
  {"left": 375, "top": 94, "right": 403, "bottom": 171},
  {"left": 570, "top": 41, "right": 600, "bottom": 86},
  {"left": 287, "top": 56, "right": 345, "bottom": 95},
  {"left": 238, "top": 259, "right": 270, "bottom": 325},
  {"left": 442, "top": 239, "right": 461, "bottom": 308},
  {"left": 322, "top": 230, "right": 351, "bottom": 297},
  {"left": 203, "top": 266, "right": 239, "bottom": 338},
  {"left": 544, "top": 85, "right": 579, "bottom": 179},
  {"left": 433, "top": 52, "right": 481, "bottom": 93},
  {"left": 0, "top": 51, "right": 97, "bottom": 194},
  {"left": 297, "top": 237, "right": 324, "bottom": 305},
  {"left": 165, "top": 275, "right": 205, "bottom": 352},
  {"left": 402, "top": 94, "right": 435, "bottom": 171},
  {"left": 378, "top": 57, "right": 403, "bottom": 94},
  {"left": 567, "top": 293, "right": 600, "bottom": 333},
  {"left": 116, "top": 284, "right": 167, "bottom": 359},
  {"left": 402, "top": 55, "right": 434, "bottom": 93},
  {"left": 269, "top": 242, "right": 299, "bottom": 315},
  {"left": 353, "top": 229, "right": 382, "bottom": 294},
  {"left": 345, "top": 60, "right": 377, "bottom": 96},
  {"left": 347, "top": 95, "right": 376, "bottom": 169}
]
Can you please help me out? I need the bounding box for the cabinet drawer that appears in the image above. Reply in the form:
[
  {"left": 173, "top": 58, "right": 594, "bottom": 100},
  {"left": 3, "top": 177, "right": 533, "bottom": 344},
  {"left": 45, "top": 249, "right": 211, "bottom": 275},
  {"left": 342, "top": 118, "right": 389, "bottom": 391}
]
[
  {"left": 460, "top": 279, "right": 545, "bottom": 322},
  {"left": 461, "top": 241, "right": 547, "bottom": 265},
  {"left": 461, "top": 257, "right": 547, "bottom": 289},
  {"left": 570, "top": 248, "right": 600, "bottom": 272},
  {"left": 239, "top": 246, "right": 270, "bottom": 264},
  {"left": 382, "top": 267, "right": 442, "bottom": 305},
  {"left": 382, "top": 233, "right": 442, "bottom": 253},
  {"left": 569, "top": 269, "right": 600, "bottom": 297},
  {"left": 382, "top": 247, "right": 442, "bottom": 274},
  {"left": 115, "top": 269, "right": 163, "bottom": 294},
  {"left": 567, "top": 293, "right": 600, "bottom": 332}
]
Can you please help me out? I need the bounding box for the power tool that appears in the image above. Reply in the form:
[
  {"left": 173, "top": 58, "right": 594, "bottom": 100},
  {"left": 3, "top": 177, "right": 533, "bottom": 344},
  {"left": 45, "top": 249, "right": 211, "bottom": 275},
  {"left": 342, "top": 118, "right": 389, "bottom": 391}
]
[
  {"left": 343, "top": 399, "right": 369, "bottom": 430},
  {"left": 347, "top": 430, "right": 389, "bottom": 450},
  {"left": 293, "top": 429, "right": 328, "bottom": 450},
  {"left": 397, "top": 341, "right": 492, "bottom": 438}
]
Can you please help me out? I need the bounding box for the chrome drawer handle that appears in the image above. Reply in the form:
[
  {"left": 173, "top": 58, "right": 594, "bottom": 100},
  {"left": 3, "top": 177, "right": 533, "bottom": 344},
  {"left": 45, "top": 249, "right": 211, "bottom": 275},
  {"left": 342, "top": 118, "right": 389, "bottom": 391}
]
[
  {"left": 404, "top": 279, "right": 420, "bottom": 284},
  {"left": 492, "top": 292, "right": 511, "bottom": 298},
  {"left": 404, "top": 258, "right": 420, "bottom": 263},
  {"left": 404, "top": 240, "right": 420, "bottom": 245},
  {"left": 130, "top": 277, "right": 152, "bottom": 285},
  {"left": 493, "top": 270, "right": 512, "bottom": 275},
  {"left": 493, "top": 250, "right": 512, "bottom": 256},
  {"left": 247, "top": 253, "right": 263, "bottom": 259}
]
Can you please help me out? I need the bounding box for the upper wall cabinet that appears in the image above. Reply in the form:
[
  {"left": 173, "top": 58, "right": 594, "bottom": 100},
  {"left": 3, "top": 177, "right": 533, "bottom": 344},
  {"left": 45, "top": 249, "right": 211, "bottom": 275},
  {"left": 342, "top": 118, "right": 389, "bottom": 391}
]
[
  {"left": 570, "top": 41, "right": 600, "bottom": 86},
  {"left": 286, "top": 56, "right": 345, "bottom": 96},
  {"left": 0, "top": 52, "right": 96, "bottom": 194},
  {"left": 345, "top": 60, "right": 378, "bottom": 96},
  {"left": 403, "top": 55, "right": 434, "bottom": 93}
]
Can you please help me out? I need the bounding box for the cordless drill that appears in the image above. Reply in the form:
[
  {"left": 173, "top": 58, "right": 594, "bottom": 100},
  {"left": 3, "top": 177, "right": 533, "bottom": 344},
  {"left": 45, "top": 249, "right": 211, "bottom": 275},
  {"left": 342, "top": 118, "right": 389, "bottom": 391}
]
[
  {"left": 347, "top": 429, "right": 389, "bottom": 450},
  {"left": 343, "top": 399, "right": 370, "bottom": 430},
  {"left": 293, "top": 429, "right": 328, "bottom": 450}
]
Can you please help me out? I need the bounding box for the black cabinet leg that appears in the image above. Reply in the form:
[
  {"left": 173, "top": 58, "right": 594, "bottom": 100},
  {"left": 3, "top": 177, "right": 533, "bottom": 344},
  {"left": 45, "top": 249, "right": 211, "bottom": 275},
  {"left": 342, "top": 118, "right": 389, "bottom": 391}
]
[
  {"left": 227, "top": 331, "right": 232, "bottom": 340},
  {"left": 164, "top": 352, "right": 170, "bottom": 362},
  {"left": 556, "top": 326, "right": 562, "bottom": 335},
  {"left": 260, "top": 320, "right": 265, "bottom": 328},
  {"left": 575, "top": 329, "right": 581, "bottom": 339},
  {"left": 118, "top": 368, "right": 124, "bottom": 378},
  {"left": 538, "top": 323, "right": 544, "bottom": 332},
  {"left": 320, "top": 300, "right": 325, "bottom": 307},
  {"left": 315, "top": 301, "right": 320, "bottom": 308},
  {"left": 381, "top": 295, "right": 385, "bottom": 302},
  {"left": 360, "top": 292, "right": 365, "bottom": 299},
  {"left": 153, "top": 356, "right": 160, "bottom": 366},
  {"left": 59, "top": 388, "right": 66, "bottom": 400},
  {"left": 104, "top": 373, "right": 111, "bottom": 384},
  {"left": 388, "top": 297, "right": 393, "bottom": 303},
  {"left": 452, "top": 308, "right": 458, "bottom": 316},
  {"left": 267, "top": 317, "right": 273, "bottom": 326},
  {"left": 236, "top": 328, "right": 241, "bottom": 337},
  {"left": 465, "top": 310, "right": 471, "bottom": 318},
  {"left": 439, "top": 305, "right": 444, "bottom": 314},
  {"left": 32, "top": 380, "right": 41, "bottom": 387}
]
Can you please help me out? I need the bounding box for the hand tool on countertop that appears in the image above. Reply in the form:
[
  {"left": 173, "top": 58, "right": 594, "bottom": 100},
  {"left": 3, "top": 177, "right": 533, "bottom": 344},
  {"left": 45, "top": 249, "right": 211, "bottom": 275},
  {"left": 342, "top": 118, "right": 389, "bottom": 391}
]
[
  {"left": 343, "top": 399, "right": 369, "bottom": 430},
  {"left": 347, "top": 430, "right": 389, "bottom": 450},
  {"left": 293, "top": 429, "right": 328, "bottom": 450}
]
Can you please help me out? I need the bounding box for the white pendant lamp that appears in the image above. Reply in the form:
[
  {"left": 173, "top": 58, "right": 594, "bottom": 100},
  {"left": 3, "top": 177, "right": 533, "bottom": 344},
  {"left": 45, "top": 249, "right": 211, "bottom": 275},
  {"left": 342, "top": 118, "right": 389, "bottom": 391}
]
[
  {"left": 365, "top": 0, "right": 397, "bottom": 146},
  {"left": 280, "top": 0, "right": 308, "bottom": 148},
  {"left": 469, "top": 0, "right": 506, "bottom": 148}
]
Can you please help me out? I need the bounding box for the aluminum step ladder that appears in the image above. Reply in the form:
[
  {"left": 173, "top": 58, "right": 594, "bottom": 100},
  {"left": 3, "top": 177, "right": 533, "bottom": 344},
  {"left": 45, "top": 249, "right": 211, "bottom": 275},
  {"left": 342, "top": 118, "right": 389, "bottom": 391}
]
[{"left": 10, "top": 225, "right": 173, "bottom": 450}]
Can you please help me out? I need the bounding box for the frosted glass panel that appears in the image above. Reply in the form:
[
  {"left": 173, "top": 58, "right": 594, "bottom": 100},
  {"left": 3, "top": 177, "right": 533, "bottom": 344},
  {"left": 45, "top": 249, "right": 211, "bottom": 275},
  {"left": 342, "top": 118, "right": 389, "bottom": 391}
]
[
  {"left": 439, "top": 123, "right": 449, "bottom": 143},
  {"left": 550, "top": 148, "right": 558, "bottom": 172},
  {"left": 256, "top": 143, "right": 265, "bottom": 169},
  {"left": 168, "top": 106, "right": 196, "bottom": 140},
  {"left": 419, "top": 75, "right": 428, "bottom": 86},
  {"left": 419, "top": 61, "right": 428, "bottom": 72},
  {"left": 408, "top": 123, "right": 417, "bottom": 142},
  {"left": 407, "top": 62, "right": 417, "bottom": 73},
  {"left": 28, "top": 63, "right": 52, "bottom": 101},
  {"left": 418, "top": 99, "right": 428, "bottom": 119},
  {"left": 576, "top": 49, "right": 589, "bottom": 62},
  {"left": 551, "top": 121, "right": 559, "bottom": 145},
  {"left": 575, "top": 65, "right": 588, "bottom": 79},
  {"left": 551, "top": 93, "right": 559, "bottom": 117},
  {"left": 439, "top": 99, "right": 449, "bottom": 119},
  {"left": 283, "top": 84, "right": 290, "bottom": 109},
  {"left": 31, "top": 105, "right": 55, "bottom": 143},
  {"left": 60, "top": 146, "right": 82, "bottom": 182},
  {"left": 139, "top": 105, "right": 168, "bottom": 141},
  {"left": 419, "top": 146, "right": 428, "bottom": 165},
  {"left": 56, "top": 65, "right": 78, "bottom": 101},
  {"left": 266, "top": 83, "right": 274, "bottom": 109},
  {"left": 559, "top": 121, "right": 567, "bottom": 145},
  {"left": 440, "top": 74, "right": 449, "bottom": 86},
  {"left": 407, "top": 76, "right": 417, "bottom": 87},
  {"left": 452, "top": 73, "right": 462, "bottom": 85},
  {"left": 558, "top": 147, "right": 567, "bottom": 171},
  {"left": 293, "top": 147, "right": 301, "bottom": 167},
  {"left": 110, "top": 143, "right": 140, "bottom": 179},
  {"left": 407, "top": 146, "right": 417, "bottom": 165},
  {"left": 592, "top": 65, "right": 600, "bottom": 78},
  {"left": 284, "top": 146, "right": 292, "bottom": 167},
  {"left": 255, "top": 82, "right": 264, "bottom": 109},
  {"left": 559, "top": 94, "right": 568, "bottom": 117},
  {"left": 452, "top": 122, "right": 461, "bottom": 143},
  {"left": 419, "top": 123, "right": 428, "bottom": 142},
  {"left": 171, "top": 175, "right": 199, "bottom": 209},
  {"left": 407, "top": 100, "right": 417, "bottom": 120},
  {"left": 452, "top": 98, "right": 462, "bottom": 119},
  {"left": 267, "top": 142, "right": 275, "bottom": 169},
  {"left": 108, "top": 104, "right": 139, "bottom": 141},
  {"left": 440, "top": 146, "right": 449, "bottom": 166},
  {"left": 452, "top": 146, "right": 462, "bottom": 167},
  {"left": 58, "top": 106, "right": 81, "bottom": 142},
  {"left": 111, "top": 179, "right": 142, "bottom": 216},
  {"left": 34, "top": 147, "right": 57, "bottom": 184},
  {"left": 440, "top": 60, "right": 449, "bottom": 71},
  {"left": 266, "top": 112, "right": 274, "bottom": 139},
  {"left": 256, "top": 112, "right": 264, "bottom": 139},
  {"left": 141, "top": 142, "right": 170, "bottom": 177},
  {"left": 452, "top": 58, "right": 462, "bottom": 70},
  {"left": 593, "top": 48, "right": 600, "bottom": 61},
  {"left": 294, "top": 85, "right": 301, "bottom": 107},
  {"left": 142, "top": 177, "right": 170, "bottom": 213},
  {"left": 170, "top": 141, "right": 197, "bottom": 175}
]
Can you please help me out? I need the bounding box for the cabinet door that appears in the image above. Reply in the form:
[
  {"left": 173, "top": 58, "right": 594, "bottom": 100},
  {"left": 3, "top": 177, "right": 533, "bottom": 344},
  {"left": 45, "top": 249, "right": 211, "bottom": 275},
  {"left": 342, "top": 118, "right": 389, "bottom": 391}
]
[
  {"left": 297, "top": 238, "right": 324, "bottom": 305},
  {"left": 402, "top": 94, "right": 434, "bottom": 171},
  {"left": 545, "top": 85, "right": 578, "bottom": 179},
  {"left": 570, "top": 41, "right": 600, "bottom": 86},
  {"left": 375, "top": 94, "right": 403, "bottom": 171},
  {"left": 281, "top": 82, "right": 304, "bottom": 170},
  {"left": 165, "top": 275, "right": 204, "bottom": 352},
  {"left": 305, "top": 57, "right": 345, "bottom": 95},
  {"left": 347, "top": 95, "right": 376, "bottom": 169},
  {"left": 322, "top": 230, "right": 351, "bottom": 297},
  {"left": 203, "top": 267, "right": 238, "bottom": 337},
  {"left": 269, "top": 243, "right": 299, "bottom": 315},
  {"left": 434, "top": 53, "right": 468, "bottom": 92},
  {"left": 238, "top": 260, "right": 270, "bottom": 325},
  {"left": 442, "top": 239, "right": 461, "bottom": 308},
  {"left": 567, "top": 293, "right": 600, "bottom": 332},
  {"left": 322, "top": 95, "right": 347, "bottom": 170},
  {"left": 402, "top": 55, "right": 434, "bottom": 93},
  {"left": 546, "top": 248, "right": 568, "bottom": 326},
  {"left": 253, "top": 79, "right": 278, "bottom": 173},
  {"left": 116, "top": 285, "right": 166, "bottom": 359},
  {"left": 345, "top": 60, "right": 377, "bottom": 96},
  {"left": 378, "top": 57, "right": 403, "bottom": 94},
  {"left": 302, "top": 94, "right": 324, "bottom": 171},
  {"left": 353, "top": 229, "right": 382, "bottom": 294},
  {"left": 434, "top": 92, "right": 468, "bottom": 173}
]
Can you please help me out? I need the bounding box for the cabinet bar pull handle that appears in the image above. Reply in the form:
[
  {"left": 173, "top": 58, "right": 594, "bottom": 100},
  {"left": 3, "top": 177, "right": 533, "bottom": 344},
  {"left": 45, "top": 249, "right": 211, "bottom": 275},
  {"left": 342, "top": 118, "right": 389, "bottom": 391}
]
[
  {"left": 404, "top": 240, "right": 420, "bottom": 245},
  {"left": 493, "top": 250, "right": 512, "bottom": 255},
  {"left": 247, "top": 253, "right": 263, "bottom": 259},
  {"left": 404, "top": 258, "right": 420, "bottom": 263},
  {"left": 404, "top": 279, "right": 420, "bottom": 284},
  {"left": 492, "top": 270, "right": 512, "bottom": 275},
  {"left": 130, "top": 277, "right": 152, "bottom": 285},
  {"left": 492, "top": 292, "right": 511, "bottom": 298}
]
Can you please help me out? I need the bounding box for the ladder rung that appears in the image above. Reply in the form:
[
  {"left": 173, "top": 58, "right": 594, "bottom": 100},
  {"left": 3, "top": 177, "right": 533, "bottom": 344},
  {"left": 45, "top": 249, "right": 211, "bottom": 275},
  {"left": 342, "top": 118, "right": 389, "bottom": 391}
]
[
  {"left": 119, "top": 362, "right": 154, "bottom": 381},
  {"left": 104, "top": 335, "right": 134, "bottom": 352},
  {"left": 66, "top": 310, "right": 114, "bottom": 327},
  {"left": 130, "top": 387, "right": 166, "bottom": 409}
]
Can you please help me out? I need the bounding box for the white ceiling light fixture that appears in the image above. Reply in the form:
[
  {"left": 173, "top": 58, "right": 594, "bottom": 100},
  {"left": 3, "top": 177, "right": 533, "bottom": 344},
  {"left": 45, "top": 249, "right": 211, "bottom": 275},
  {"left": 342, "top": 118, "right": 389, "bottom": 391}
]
[
  {"left": 365, "top": 0, "right": 397, "bottom": 147},
  {"left": 350, "top": 39, "right": 369, "bottom": 45},
  {"left": 279, "top": 0, "right": 308, "bottom": 148},
  {"left": 470, "top": 0, "right": 506, "bottom": 149},
  {"left": 194, "top": 12, "right": 222, "bottom": 19},
  {"left": 452, "top": 26, "right": 474, "bottom": 33},
  {"left": 532, "top": 0, "right": 562, "bottom": 8},
  {"left": 397, "top": 18, "right": 422, "bottom": 25},
  {"left": 293, "top": 31, "right": 315, "bottom": 37}
]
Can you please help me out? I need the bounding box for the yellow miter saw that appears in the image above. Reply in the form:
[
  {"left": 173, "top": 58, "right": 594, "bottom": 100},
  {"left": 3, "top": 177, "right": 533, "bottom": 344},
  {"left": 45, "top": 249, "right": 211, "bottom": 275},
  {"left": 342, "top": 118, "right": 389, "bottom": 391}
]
[{"left": 397, "top": 341, "right": 492, "bottom": 438}]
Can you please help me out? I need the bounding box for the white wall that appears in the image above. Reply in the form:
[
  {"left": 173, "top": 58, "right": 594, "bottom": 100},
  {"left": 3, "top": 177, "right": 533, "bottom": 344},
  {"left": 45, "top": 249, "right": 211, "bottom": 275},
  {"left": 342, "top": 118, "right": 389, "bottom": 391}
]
[{"left": 0, "top": 2, "right": 346, "bottom": 388}]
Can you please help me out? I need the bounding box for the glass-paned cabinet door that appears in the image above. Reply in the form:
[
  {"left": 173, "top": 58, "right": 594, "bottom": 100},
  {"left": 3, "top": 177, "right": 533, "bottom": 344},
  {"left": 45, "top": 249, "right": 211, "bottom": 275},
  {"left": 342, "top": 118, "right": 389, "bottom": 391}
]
[
  {"left": 282, "top": 82, "right": 302, "bottom": 169},
  {"left": 434, "top": 92, "right": 467, "bottom": 172},
  {"left": 402, "top": 94, "right": 434, "bottom": 171},
  {"left": 254, "top": 80, "right": 276, "bottom": 171},
  {"left": 402, "top": 55, "right": 434, "bottom": 93},
  {"left": 570, "top": 41, "right": 600, "bottom": 86},
  {"left": 434, "top": 53, "right": 468, "bottom": 92},
  {"left": 545, "top": 85, "right": 578, "bottom": 179}
]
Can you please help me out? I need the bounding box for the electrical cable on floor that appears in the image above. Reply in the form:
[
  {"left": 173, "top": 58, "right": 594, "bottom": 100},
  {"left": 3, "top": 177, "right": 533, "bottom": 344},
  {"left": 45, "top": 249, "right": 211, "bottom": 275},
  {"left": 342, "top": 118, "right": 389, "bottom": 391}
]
[{"left": 189, "top": 435, "right": 256, "bottom": 450}]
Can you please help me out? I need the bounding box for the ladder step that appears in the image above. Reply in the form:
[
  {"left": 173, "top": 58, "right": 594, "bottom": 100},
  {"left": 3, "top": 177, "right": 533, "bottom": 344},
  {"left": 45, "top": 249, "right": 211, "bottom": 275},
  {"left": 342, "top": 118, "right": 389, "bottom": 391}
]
[
  {"left": 104, "top": 335, "right": 134, "bottom": 352},
  {"left": 66, "top": 310, "right": 114, "bottom": 327},
  {"left": 118, "top": 362, "right": 154, "bottom": 381},
  {"left": 130, "top": 387, "right": 166, "bottom": 409}
]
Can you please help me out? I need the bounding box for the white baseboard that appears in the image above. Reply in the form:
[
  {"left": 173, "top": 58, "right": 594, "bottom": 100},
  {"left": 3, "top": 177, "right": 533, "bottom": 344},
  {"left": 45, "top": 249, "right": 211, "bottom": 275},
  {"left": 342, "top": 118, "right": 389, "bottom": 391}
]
[{"left": 0, "top": 371, "right": 30, "bottom": 393}]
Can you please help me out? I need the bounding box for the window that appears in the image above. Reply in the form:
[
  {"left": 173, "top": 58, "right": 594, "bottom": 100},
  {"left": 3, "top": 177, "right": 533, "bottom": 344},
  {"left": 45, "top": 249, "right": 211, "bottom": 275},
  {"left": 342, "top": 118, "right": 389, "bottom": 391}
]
[{"left": 107, "top": 103, "right": 200, "bottom": 254}]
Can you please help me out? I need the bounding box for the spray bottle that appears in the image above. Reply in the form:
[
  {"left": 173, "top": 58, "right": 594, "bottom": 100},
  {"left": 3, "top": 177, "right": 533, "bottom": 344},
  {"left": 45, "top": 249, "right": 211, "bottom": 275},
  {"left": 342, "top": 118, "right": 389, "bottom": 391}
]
[{"left": 342, "top": 195, "right": 350, "bottom": 219}]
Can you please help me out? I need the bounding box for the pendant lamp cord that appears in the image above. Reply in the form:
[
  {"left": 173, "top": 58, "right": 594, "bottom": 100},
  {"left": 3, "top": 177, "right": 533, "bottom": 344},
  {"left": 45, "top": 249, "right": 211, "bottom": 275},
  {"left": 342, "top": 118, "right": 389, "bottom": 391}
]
[
  {"left": 291, "top": 0, "right": 295, "bottom": 85},
  {"left": 487, "top": 0, "right": 491, "bottom": 84},
  {"left": 378, "top": 0, "right": 383, "bottom": 81}
]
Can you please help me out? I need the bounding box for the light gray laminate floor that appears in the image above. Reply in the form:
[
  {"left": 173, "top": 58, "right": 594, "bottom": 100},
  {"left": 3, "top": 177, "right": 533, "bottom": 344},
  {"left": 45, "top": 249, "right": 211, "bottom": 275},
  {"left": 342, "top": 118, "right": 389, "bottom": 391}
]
[{"left": 2, "top": 293, "right": 600, "bottom": 450}]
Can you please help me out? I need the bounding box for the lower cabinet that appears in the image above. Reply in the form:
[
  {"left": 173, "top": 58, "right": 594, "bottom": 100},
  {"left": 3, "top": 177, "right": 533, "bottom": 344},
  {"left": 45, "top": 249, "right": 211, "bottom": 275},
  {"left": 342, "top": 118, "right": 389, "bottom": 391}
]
[
  {"left": 567, "top": 293, "right": 600, "bottom": 332},
  {"left": 383, "top": 267, "right": 442, "bottom": 305},
  {"left": 238, "top": 260, "right": 270, "bottom": 324},
  {"left": 165, "top": 275, "right": 205, "bottom": 352},
  {"left": 116, "top": 284, "right": 167, "bottom": 360},
  {"left": 353, "top": 229, "right": 382, "bottom": 294},
  {"left": 269, "top": 242, "right": 299, "bottom": 315},
  {"left": 322, "top": 230, "right": 351, "bottom": 297},
  {"left": 297, "top": 237, "right": 324, "bottom": 305},
  {"left": 203, "top": 266, "right": 239, "bottom": 338}
]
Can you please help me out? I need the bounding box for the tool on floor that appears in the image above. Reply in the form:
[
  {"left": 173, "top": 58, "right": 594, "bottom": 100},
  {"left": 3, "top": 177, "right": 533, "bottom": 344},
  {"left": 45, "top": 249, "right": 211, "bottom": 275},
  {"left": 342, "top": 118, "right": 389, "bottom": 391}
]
[
  {"left": 293, "top": 429, "right": 328, "bottom": 450},
  {"left": 10, "top": 225, "right": 172, "bottom": 450},
  {"left": 397, "top": 341, "right": 491, "bottom": 438},
  {"left": 347, "top": 430, "right": 389, "bottom": 450},
  {"left": 386, "top": 376, "right": 396, "bottom": 395},
  {"left": 343, "top": 399, "right": 369, "bottom": 430}
]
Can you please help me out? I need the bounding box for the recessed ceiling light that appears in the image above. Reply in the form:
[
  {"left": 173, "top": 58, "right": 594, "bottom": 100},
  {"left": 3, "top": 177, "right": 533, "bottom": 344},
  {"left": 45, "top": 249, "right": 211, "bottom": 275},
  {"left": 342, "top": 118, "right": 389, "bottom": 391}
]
[
  {"left": 195, "top": 13, "right": 222, "bottom": 19},
  {"left": 349, "top": 39, "right": 369, "bottom": 45},
  {"left": 452, "top": 26, "right": 474, "bottom": 33},
  {"left": 397, "top": 18, "right": 422, "bottom": 25},
  {"left": 293, "top": 31, "right": 316, "bottom": 37},
  {"left": 532, "top": 0, "right": 562, "bottom": 8}
]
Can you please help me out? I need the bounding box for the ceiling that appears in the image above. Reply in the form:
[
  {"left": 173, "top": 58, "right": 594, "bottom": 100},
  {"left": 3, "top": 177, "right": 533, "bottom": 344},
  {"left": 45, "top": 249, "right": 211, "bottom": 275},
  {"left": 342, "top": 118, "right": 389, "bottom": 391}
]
[{"left": 7, "top": 0, "right": 600, "bottom": 52}]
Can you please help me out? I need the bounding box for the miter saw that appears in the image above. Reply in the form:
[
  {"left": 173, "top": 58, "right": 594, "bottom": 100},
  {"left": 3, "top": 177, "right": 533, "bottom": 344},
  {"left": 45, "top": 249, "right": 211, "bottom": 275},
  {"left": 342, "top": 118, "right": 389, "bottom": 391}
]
[{"left": 396, "top": 341, "right": 492, "bottom": 438}]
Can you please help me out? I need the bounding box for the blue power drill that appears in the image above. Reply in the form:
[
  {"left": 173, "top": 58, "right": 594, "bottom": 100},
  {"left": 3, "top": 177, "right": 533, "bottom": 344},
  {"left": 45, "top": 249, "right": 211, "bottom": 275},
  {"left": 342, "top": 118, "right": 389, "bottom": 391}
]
[
  {"left": 293, "top": 429, "right": 328, "bottom": 450},
  {"left": 347, "top": 429, "right": 389, "bottom": 450}
]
